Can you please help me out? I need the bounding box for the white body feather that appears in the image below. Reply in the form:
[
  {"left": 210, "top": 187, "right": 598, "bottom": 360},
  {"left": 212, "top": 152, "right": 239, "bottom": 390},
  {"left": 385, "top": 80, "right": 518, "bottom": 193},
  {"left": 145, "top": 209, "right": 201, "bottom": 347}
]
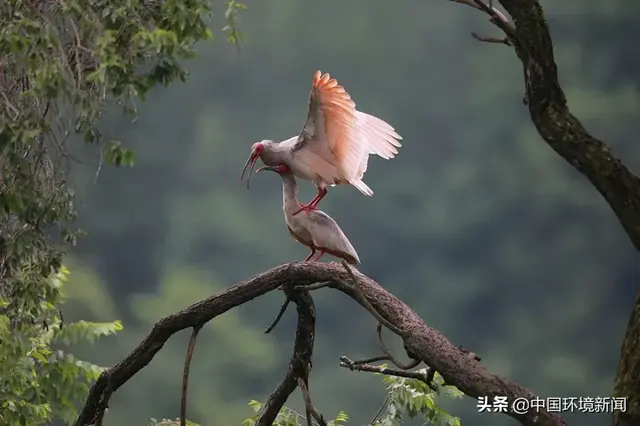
[{"left": 279, "top": 171, "right": 360, "bottom": 264}]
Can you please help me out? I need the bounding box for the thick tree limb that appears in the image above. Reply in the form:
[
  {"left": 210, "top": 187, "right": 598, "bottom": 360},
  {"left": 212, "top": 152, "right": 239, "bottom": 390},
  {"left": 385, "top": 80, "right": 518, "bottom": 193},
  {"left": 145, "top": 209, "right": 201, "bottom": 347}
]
[
  {"left": 450, "top": 0, "right": 640, "bottom": 250},
  {"left": 444, "top": 1, "right": 640, "bottom": 425},
  {"left": 256, "top": 287, "right": 318, "bottom": 426},
  {"left": 75, "top": 261, "right": 567, "bottom": 426},
  {"left": 341, "top": 260, "right": 405, "bottom": 337},
  {"left": 613, "top": 292, "right": 640, "bottom": 426},
  {"left": 499, "top": 0, "right": 640, "bottom": 250}
]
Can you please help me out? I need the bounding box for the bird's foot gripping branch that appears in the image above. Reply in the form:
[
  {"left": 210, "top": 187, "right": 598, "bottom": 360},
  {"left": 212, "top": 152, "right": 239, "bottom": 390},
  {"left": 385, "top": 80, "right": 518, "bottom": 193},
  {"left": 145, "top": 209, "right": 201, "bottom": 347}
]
[{"left": 74, "top": 261, "right": 568, "bottom": 426}]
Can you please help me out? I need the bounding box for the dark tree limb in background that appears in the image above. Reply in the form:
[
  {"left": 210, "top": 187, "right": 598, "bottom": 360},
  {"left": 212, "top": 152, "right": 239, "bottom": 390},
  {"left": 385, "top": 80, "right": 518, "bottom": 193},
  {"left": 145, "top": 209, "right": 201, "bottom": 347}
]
[
  {"left": 75, "top": 261, "right": 568, "bottom": 426},
  {"left": 613, "top": 293, "right": 640, "bottom": 426},
  {"left": 447, "top": 1, "right": 640, "bottom": 425}
]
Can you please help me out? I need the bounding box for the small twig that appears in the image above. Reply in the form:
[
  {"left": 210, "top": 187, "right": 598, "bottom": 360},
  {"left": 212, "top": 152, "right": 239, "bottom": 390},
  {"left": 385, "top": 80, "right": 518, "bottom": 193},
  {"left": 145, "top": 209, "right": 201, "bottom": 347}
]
[
  {"left": 449, "top": 0, "right": 521, "bottom": 48},
  {"left": 450, "top": 0, "right": 509, "bottom": 24},
  {"left": 370, "top": 394, "right": 390, "bottom": 426},
  {"left": 264, "top": 296, "right": 292, "bottom": 334},
  {"left": 375, "top": 323, "right": 421, "bottom": 370},
  {"left": 297, "top": 377, "right": 327, "bottom": 426},
  {"left": 341, "top": 260, "right": 404, "bottom": 337},
  {"left": 339, "top": 356, "right": 432, "bottom": 383},
  {"left": 266, "top": 280, "right": 332, "bottom": 333},
  {"left": 348, "top": 355, "right": 390, "bottom": 365},
  {"left": 1, "top": 90, "right": 19, "bottom": 118},
  {"left": 340, "top": 355, "right": 438, "bottom": 392},
  {"left": 294, "top": 280, "right": 333, "bottom": 291},
  {"left": 181, "top": 325, "right": 202, "bottom": 426},
  {"left": 471, "top": 32, "right": 512, "bottom": 46}
]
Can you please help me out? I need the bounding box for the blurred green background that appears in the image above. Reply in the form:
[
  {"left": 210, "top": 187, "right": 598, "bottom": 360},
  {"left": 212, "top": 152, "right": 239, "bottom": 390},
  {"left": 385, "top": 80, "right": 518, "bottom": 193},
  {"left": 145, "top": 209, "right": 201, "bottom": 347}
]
[{"left": 62, "top": 1, "right": 640, "bottom": 425}]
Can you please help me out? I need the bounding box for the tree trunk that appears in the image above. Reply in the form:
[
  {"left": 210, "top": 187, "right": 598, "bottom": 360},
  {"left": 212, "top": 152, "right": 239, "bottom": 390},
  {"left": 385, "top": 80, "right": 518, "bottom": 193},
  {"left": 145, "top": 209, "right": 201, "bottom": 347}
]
[{"left": 613, "top": 293, "right": 640, "bottom": 426}]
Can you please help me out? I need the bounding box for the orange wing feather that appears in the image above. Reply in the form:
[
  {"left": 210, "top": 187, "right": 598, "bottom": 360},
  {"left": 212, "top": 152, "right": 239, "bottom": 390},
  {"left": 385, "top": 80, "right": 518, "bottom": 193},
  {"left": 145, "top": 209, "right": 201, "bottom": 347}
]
[{"left": 310, "top": 71, "right": 363, "bottom": 180}]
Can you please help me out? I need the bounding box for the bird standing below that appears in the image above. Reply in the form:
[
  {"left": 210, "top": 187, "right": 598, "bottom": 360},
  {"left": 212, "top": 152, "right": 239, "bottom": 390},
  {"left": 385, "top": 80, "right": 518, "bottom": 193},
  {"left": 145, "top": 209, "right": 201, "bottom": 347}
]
[
  {"left": 240, "top": 70, "right": 403, "bottom": 216},
  {"left": 256, "top": 164, "right": 360, "bottom": 265}
]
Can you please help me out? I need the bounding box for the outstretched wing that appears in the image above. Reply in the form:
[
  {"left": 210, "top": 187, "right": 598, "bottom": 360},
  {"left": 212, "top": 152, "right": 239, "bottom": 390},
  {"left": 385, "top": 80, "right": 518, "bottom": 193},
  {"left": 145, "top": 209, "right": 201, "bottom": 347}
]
[{"left": 294, "top": 71, "right": 403, "bottom": 188}]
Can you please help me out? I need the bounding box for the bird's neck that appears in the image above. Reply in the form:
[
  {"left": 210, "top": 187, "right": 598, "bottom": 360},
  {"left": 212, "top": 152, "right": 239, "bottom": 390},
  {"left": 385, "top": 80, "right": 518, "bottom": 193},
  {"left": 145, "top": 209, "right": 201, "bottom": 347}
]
[
  {"left": 264, "top": 140, "right": 293, "bottom": 165},
  {"left": 281, "top": 173, "right": 299, "bottom": 213}
]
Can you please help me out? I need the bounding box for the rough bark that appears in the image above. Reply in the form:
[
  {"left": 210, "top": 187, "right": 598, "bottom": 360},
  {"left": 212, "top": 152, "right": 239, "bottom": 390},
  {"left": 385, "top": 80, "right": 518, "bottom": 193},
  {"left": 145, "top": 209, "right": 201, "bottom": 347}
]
[
  {"left": 481, "top": 2, "right": 640, "bottom": 425},
  {"left": 75, "top": 261, "right": 567, "bottom": 426},
  {"left": 256, "top": 288, "right": 316, "bottom": 426},
  {"left": 495, "top": 0, "right": 640, "bottom": 251},
  {"left": 613, "top": 293, "right": 640, "bottom": 426}
]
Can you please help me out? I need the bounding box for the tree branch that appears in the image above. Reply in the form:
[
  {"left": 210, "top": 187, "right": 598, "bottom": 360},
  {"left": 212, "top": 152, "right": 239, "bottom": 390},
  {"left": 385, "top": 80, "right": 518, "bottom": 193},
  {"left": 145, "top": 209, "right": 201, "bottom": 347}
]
[
  {"left": 257, "top": 287, "right": 317, "bottom": 426},
  {"left": 613, "top": 292, "right": 640, "bottom": 426},
  {"left": 339, "top": 355, "right": 432, "bottom": 384},
  {"left": 448, "top": 0, "right": 640, "bottom": 250},
  {"left": 263, "top": 293, "right": 292, "bottom": 334},
  {"left": 341, "top": 260, "right": 405, "bottom": 337},
  {"left": 443, "top": 1, "right": 640, "bottom": 425},
  {"left": 500, "top": 0, "right": 640, "bottom": 249},
  {"left": 75, "top": 261, "right": 568, "bottom": 426},
  {"left": 180, "top": 325, "right": 201, "bottom": 426},
  {"left": 374, "top": 322, "right": 422, "bottom": 370}
]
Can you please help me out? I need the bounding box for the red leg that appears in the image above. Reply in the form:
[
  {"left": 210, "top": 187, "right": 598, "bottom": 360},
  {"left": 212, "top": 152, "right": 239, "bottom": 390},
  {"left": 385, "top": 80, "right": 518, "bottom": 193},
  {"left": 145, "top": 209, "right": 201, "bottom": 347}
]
[
  {"left": 292, "top": 191, "right": 322, "bottom": 216},
  {"left": 312, "top": 250, "right": 326, "bottom": 262},
  {"left": 309, "top": 187, "right": 328, "bottom": 209},
  {"left": 292, "top": 187, "right": 327, "bottom": 216},
  {"left": 304, "top": 248, "right": 316, "bottom": 261}
]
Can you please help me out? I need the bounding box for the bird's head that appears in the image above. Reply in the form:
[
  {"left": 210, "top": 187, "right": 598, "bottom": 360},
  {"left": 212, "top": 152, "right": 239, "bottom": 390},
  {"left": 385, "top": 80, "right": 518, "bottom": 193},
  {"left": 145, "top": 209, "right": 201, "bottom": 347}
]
[
  {"left": 240, "top": 140, "right": 274, "bottom": 190},
  {"left": 255, "top": 163, "right": 291, "bottom": 176}
]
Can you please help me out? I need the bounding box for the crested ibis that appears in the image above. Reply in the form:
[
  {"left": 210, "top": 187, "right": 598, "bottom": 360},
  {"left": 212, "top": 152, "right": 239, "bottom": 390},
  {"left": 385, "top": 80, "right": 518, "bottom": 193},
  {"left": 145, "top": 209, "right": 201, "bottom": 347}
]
[
  {"left": 240, "top": 70, "right": 402, "bottom": 216},
  {"left": 256, "top": 164, "right": 360, "bottom": 265}
]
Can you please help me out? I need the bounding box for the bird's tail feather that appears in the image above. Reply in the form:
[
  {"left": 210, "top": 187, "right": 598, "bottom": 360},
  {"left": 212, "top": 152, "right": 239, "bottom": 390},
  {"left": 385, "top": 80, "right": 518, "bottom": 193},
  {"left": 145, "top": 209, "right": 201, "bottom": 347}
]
[{"left": 350, "top": 179, "right": 373, "bottom": 196}]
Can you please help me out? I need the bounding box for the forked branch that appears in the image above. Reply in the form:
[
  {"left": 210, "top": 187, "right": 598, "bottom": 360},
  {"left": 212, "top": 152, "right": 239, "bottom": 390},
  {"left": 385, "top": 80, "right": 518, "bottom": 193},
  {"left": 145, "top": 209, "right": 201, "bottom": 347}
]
[
  {"left": 256, "top": 287, "right": 321, "bottom": 425},
  {"left": 339, "top": 355, "right": 434, "bottom": 385},
  {"left": 75, "top": 261, "right": 567, "bottom": 426}
]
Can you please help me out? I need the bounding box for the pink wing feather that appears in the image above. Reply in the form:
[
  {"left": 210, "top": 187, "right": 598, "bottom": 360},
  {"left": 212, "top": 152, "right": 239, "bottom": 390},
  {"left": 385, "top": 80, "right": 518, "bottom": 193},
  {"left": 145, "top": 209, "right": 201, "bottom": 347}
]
[{"left": 295, "top": 71, "right": 402, "bottom": 195}]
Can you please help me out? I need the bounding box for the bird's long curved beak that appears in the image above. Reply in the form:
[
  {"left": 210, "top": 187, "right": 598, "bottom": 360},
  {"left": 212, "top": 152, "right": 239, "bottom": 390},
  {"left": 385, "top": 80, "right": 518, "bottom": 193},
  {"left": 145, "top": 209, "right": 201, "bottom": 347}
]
[{"left": 239, "top": 150, "right": 259, "bottom": 190}]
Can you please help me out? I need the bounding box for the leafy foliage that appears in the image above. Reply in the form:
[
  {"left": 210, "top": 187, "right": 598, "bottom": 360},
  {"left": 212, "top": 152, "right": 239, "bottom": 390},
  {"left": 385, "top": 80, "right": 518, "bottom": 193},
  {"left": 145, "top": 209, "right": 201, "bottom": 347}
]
[
  {"left": 0, "top": 0, "right": 221, "bottom": 424},
  {"left": 242, "top": 370, "right": 463, "bottom": 426},
  {"left": 374, "top": 370, "right": 464, "bottom": 426},
  {"left": 243, "top": 400, "right": 348, "bottom": 426},
  {"left": 0, "top": 267, "right": 122, "bottom": 425},
  {"left": 223, "top": 0, "right": 247, "bottom": 46}
]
